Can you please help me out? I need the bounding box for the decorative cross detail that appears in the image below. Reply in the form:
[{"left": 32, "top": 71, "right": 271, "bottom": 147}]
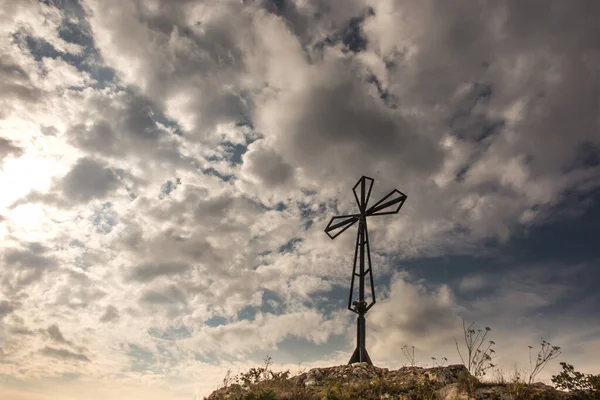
[{"left": 325, "top": 176, "right": 407, "bottom": 365}]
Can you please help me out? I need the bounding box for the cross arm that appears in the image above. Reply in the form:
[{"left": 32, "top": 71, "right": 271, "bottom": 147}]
[
  {"left": 365, "top": 189, "right": 407, "bottom": 216},
  {"left": 353, "top": 176, "right": 374, "bottom": 212},
  {"left": 324, "top": 214, "right": 359, "bottom": 239}
]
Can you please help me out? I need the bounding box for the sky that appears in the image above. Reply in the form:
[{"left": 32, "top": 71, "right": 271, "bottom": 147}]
[{"left": 1, "top": 0, "right": 599, "bottom": 399}]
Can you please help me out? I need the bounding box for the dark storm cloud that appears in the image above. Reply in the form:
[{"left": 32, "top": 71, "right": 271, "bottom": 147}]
[
  {"left": 40, "top": 346, "right": 90, "bottom": 362},
  {"left": 61, "top": 157, "right": 120, "bottom": 203}
]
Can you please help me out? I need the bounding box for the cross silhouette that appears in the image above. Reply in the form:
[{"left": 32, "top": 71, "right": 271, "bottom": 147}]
[{"left": 325, "top": 176, "right": 407, "bottom": 365}]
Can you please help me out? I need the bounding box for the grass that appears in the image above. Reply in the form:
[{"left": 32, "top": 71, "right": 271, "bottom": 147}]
[{"left": 207, "top": 362, "right": 442, "bottom": 400}]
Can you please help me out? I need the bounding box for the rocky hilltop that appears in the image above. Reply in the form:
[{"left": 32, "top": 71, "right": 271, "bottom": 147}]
[{"left": 206, "top": 362, "right": 587, "bottom": 399}]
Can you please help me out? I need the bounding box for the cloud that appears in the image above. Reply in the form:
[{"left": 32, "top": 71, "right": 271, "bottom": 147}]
[
  {"left": 10, "top": 327, "right": 35, "bottom": 336},
  {"left": 65, "top": 91, "right": 190, "bottom": 169},
  {"left": 187, "top": 309, "right": 349, "bottom": 357},
  {"left": 361, "top": 0, "right": 600, "bottom": 228},
  {"left": 51, "top": 270, "right": 108, "bottom": 310},
  {"left": 464, "top": 265, "right": 577, "bottom": 321},
  {"left": 140, "top": 285, "right": 188, "bottom": 306},
  {"left": 127, "top": 262, "right": 190, "bottom": 283},
  {"left": 2, "top": 242, "right": 58, "bottom": 289},
  {"left": 257, "top": 61, "right": 443, "bottom": 182},
  {"left": 60, "top": 157, "right": 121, "bottom": 203},
  {"left": 99, "top": 305, "right": 119, "bottom": 323},
  {"left": 0, "top": 137, "right": 23, "bottom": 162},
  {"left": 0, "top": 50, "right": 42, "bottom": 118},
  {"left": 0, "top": 300, "right": 15, "bottom": 320},
  {"left": 458, "top": 275, "right": 487, "bottom": 293},
  {"left": 83, "top": 0, "right": 254, "bottom": 138},
  {"left": 40, "top": 346, "right": 90, "bottom": 362},
  {"left": 368, "top": 273, "right": 462, "bottom": 359},
  {"left": 240, "top": 140, "right": 295, "bottom": 188},
  {"left": 47, "top": 324, "right": 68, "bottom": 344},
  {"left": 0, "top": 0, "right": 86, "bottom": 119},
  {"left": 4, "top": 242, "right": 55, "bottom": 268},
  {"left": 80, "top": 0, "right": 600, "bottom": 254}
]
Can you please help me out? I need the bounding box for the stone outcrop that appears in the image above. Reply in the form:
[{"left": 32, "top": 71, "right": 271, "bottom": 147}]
[
  {"left": 289, "top": 363, "right": 468, "bottom": 391},
  {"left": 206, "top": 363, "right": 584, "bottom": 400}
]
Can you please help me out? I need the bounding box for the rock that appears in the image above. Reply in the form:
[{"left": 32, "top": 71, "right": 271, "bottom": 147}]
[
  {"left": 438, "top": 383, "right": 474, "bottom": 400},
  {"left": 304, "top": 378, "right": 317, "bottom": 387}
]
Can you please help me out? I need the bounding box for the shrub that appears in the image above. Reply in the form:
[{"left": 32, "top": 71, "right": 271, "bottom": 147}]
[
  {"left": 401, "top": 345, "right": 417, "bottom": 367},
  {"left": 551, "top": 362, "right": 600, "bottom": 396},
  {"left": 527, "top": 340, "right": 561, "bottom": 385},
  {"left": 454, "top": 320, "right": 495, "bottom": 395}
]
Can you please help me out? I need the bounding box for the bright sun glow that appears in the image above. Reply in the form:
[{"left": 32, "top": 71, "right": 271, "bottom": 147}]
[
  {"left": 9, "top": 203, "right": 46, "bottom": 232},
  {"left": 0, "top": 153, "right": 55, "bottom": 209}
]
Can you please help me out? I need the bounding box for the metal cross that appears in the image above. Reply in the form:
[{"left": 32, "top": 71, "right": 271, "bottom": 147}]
[{"left": 324, "top": 176, "right": 407, "bottom": 365}]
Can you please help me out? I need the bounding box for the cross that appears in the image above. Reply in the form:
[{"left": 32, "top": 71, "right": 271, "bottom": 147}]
[{"left": 325, "top": 176, "right": 407, "bottom": 365}]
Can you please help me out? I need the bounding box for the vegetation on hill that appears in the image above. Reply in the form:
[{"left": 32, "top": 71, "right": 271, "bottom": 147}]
[{"left": 205, "top": 321, "right": 600, "bottom": 400}]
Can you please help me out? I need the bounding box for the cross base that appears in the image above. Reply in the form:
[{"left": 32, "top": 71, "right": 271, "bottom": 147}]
[
  {"left": 348, "top": 345, "right": 372, "bottom": 365},
  {"left": 348, "top": 311, "right": 373, "bottom": 365}
]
